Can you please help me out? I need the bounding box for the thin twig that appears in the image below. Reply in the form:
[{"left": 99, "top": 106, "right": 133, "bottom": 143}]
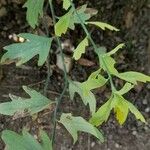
[
  {"left": 44, "top": 55, "right": 52, "bottom": 96},
  {"left": 43, "top": 2, "right": 52, "bottom": 96},
  {"left": 49, "top": 0, "right": 68, "bottom": 145}
]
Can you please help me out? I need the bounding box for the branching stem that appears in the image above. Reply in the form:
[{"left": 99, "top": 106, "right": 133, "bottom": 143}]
[{"left": 69, "top": 0, "right": 116, "bottom": 91}]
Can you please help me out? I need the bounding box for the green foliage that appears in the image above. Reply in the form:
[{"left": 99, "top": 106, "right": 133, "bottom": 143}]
[
  {"left": 0, "top": 0, "right": 150, "bottom": 149},
  {"left": 0, "top": 86, "right": 53, "bottom": 116},
  {"left": 2, "top": 129, "right": 52, "bottom": 150},
  {"left": 116, "top": 71, "right": 150, "bottom": 84},
  {"left": 90, "top": 92, "right": 146, "bottom": 126},
  {"left": 73, "top": 37, "right": 89, "bottom": 60},
  {"left": 55, "top": 9, "right": 73, "bottom": 36},
  {"left": 55, "top": 5, "right": 91, "bottom": 36},
  {"left": 63, "top": 0, "right": 72, "bottom": 10},
  {"left": 59, "top": 113, "right": 104, "bottom": 143},
  {"left": 69, "top": 69, "right": 107, "bottom": 113},
  {"left": 1, "top": 33, "right": 53, "bottom": 66},
  {"left": 23, "top": 0, "right": 44, "bottom": 28},
  {"left": 86, "top": 21, "right": 119, "bottom": 31}
]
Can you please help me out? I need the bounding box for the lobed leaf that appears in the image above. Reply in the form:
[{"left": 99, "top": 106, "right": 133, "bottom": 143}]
[
  {"left": 23, "top": 0, "right": 44, "bottom": 28},
  {"left": 90, "top": 98, "right": 112, "bottom": 126},
  {"left": 100, "top": 55, "right": 118, "bottom": 75},
  {"left": 69, "top": 70, "right": 107, "bottom": 113},
  {"left": 55, "top": 10, "right": 72, "bottom": 36},
  {"left": 69, "top": 81, "right": 96, "bottom": 113},
  {"left": 113, "top": 94, "right": 129, "bottom": 125},
  {"left": 127, "top": 101, "right": 146, "bottom": 123},
  {"left": 1, "top": 33, "right": 53, "bottom": 66},
  {"left": 2, "top": 129, "right": 52, "bottom": 150},
  {"left": 63, "top": 0, "right": 72, "bottom": 10},
  {"left": 86, "top": 21, "right": 119, "bottom": 31},
  {"left": 55, "top": 5, "right": 92, "bottom": 36},
  {"left": 107, "top": 43, "right": 125, "bottom": 56},
  {"left": 59, "top": 113, "right": 104, "bottom": 143},
  {"left": 73, "top": 37, "right": 89, "bottom": 60},
  {"left": 40, "top": 130, "right": 53, "bottom": 150},
  {"left": 116, "top": 83, "right": 134, "bottom": 95},
  {"left": 0, "top": 86, "right": 53, "bottom": 117},
  {"left": 116, "top": 71, "right": 150, "bottom": 84}
]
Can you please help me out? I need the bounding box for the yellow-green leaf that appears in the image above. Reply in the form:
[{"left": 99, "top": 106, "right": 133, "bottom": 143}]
[
  {"left": 86, "top": 21, "right": 119, "bottom": 31},
  {"left": 113, "top": 94, "right": 129, "bottom": 125},
  {"left": 69, "top": 81, "right": 96, "bottom": 113},
  {"left": 107, "top": 43, "right": 125, "bottom": 56},
  {"left": 90, "top": 98, "right": 112, "bottom": 126},
  {"left": 116, "top": 71, "right": 150, "bottom": 84},
  {"left": 100, "top": 55, "right": 118, "bottom": 75},
  {"left": 73, "top": 37, "right": 89, "bottom": 60},
  {"left": 63, "top": 0, "right": 72, "bottom": 10},
  {"left": 55, "top": 11, "right": 72, "bottom": 36},
  {"left": 115, "top": 83, "right": 134, "bottom": 95},
  {"left": 127, "top": 101, "right": 146, "bottom": 123}
]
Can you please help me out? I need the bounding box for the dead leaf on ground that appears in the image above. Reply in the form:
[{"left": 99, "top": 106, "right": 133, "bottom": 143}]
[{"left": 77, "top": 58, "right": 95, "bottom": 67}]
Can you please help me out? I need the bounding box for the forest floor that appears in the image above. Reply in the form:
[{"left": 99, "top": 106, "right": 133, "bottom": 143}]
[{"left": 0, "top": 0, "right": 150, "bottom": 150}]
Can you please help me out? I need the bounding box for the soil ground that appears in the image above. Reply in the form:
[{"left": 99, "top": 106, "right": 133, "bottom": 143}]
[{"left": 0, "top": 0, "right": 150, "bottom": 150}]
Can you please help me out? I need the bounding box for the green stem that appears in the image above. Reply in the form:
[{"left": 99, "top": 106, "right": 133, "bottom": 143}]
[
  {"left": 49, "top": 0, "right": 68, "bottom": 145},
  {"left": 69, "top": 0, "right": 116, "bottom": 91},
  {"left": 43, "top": 2, "right": 52, "bottom": 96}
]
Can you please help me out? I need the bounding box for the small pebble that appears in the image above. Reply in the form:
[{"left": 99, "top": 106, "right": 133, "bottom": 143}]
[
  {"left": 145, "top": 107, "right": 150, "bottom": 113},
  {"left": 144, "top": 126, "right": 149, "bottom": 131},
  {"left": 143, "top": 99, "right": 148, "bottom": 105},
  {"left": 91, "top": 142, "right": 95, "bottom": 147},
  {"left": 115, "top": 143, "right": 120, "bottom": 148},
  {"left": 132, "top": 130, "right": 137, "bottom": 135}
]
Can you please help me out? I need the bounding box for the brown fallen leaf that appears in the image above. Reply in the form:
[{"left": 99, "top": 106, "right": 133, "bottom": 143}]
[{"left": 77, "top": 58, "right": 95, "bottom": 67}]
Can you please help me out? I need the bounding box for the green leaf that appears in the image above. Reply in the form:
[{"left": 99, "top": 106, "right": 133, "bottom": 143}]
[
  {"left": 73, "top": 37, "right": 89, "bottom": 60},
  {"left": 127, "top": 101, "right": 146, "bottom": 123},
  {"left": 0, "top": 86, "right": 53, "bottom": 117},
  {"left": 1, "top": 33, "right": 53, "bottom": 66},
  {"left": 116, "top": 71, "right": 150, "bottom": 84},
  {"left": 63, "top": 0, "right": 72, "bottom": 10},
  {"left": 71, "top": 5, "right": 91, "bottom": 25},
  {"left": 82, "top": 70, "right": 107, "bottom": 92},
  {"left": 107, "top": 43, "right": 125, "bottom": 56},
  {"left": 2, "top": 129, "right": 52, "bottom": 150},
  {"left": 100, "top": 55, "right": 118, "bottom": 74},
  {"left": 55, "top": 5, "right": 91, "bottom": 36},
  {"left": 40, "top": 130, "right": 53, "bottom": 150},
  {"left": 23, "top": 0, "right": 44, "bottom": 28},
  {"left": 2, "top": 130, "right": 42, "bottom": 150},
  {"left": 69, "top": 81, "right": 96, "bottom": 113},
  {"left": 59, "top": 113, "right": 104, "bottom": 143},
  {"left": 116, "top": 83, "right": 134, "bottom": 95},
  {"left": 90, "top": 98, "right": 112, "bottom": 126},
  {"left": 113, "top": 94, "right": 129, "bottom": 125},
  {"left": 86, "top": 21, "right": 119, "bottom": 31},
  {"left": 69, "top": 70, "right": 107, "bottom": 114},
  {"left": 55, "top": 10, "right": 72, "bottom": 36}
]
